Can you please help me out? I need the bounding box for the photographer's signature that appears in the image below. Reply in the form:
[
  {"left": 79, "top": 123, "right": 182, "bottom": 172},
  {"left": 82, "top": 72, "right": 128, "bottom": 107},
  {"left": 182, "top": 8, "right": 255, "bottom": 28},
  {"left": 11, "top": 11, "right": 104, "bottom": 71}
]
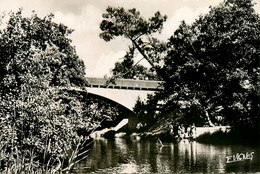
[{"left": 226, "top": 152, "right": 254, "bottom": 163}]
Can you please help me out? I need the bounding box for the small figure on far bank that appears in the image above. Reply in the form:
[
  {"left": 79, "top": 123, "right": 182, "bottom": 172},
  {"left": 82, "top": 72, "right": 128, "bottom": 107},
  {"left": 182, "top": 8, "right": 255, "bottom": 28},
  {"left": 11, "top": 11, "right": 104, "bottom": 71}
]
[
  {"left": 178, "top": 124, "right": 185, "bottom": 140},
  {"left": 169, "top": 123, "right": 174, "bottom": 135},
  {"left": 190, "top": 123, "right": 196, "bottom": 138},
  {"left": 187, "top": 125, "right": 191, "bottom": 138}
]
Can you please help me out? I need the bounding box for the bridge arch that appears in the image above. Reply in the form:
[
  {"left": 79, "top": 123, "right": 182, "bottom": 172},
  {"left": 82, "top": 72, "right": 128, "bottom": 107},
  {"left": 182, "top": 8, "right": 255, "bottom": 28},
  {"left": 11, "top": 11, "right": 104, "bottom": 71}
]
[
  {"left": 62, "top": 86, "right": 150, "bottom": 131},
  {"left": 87, "top": 91, "right": 138, "bottom": 132},
  {"left": 86, "top": 91, "right": 135, "bottom": 115},
  {"left": 86, "top": 87, "right": 155, "bottom": 111},
  {"left": 85, "top": 77, "right": 163, "bottom": 131}
]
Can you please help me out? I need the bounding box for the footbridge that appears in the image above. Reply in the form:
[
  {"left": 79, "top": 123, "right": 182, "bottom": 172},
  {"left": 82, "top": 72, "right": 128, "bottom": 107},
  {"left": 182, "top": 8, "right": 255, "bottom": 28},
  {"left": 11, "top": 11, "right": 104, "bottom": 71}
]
[{"left": 86, "top": 77, "right": 163, "bottom": 111}]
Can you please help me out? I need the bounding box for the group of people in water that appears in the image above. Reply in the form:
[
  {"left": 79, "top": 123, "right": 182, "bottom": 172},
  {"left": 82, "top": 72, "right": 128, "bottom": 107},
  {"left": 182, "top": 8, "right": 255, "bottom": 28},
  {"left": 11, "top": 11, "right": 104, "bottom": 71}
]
[
  {"left": 135, "top": 121, "right": 197, "bottom": 140},
  {"left": 169, "top": 123, "right": 197, "bottom": 139}
]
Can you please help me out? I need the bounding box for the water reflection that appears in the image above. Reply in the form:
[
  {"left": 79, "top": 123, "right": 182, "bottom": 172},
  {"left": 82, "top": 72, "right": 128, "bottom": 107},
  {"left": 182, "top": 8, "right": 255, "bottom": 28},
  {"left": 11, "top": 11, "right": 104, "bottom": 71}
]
[{"left": 73, "top": 138, "right": 260, "bottom": 173}]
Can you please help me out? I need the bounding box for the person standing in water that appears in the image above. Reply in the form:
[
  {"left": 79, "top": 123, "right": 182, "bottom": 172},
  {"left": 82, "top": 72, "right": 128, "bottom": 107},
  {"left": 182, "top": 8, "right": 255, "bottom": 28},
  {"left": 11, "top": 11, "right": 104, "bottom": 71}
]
[{"left": 190, "top": 123, "right": 196, "bottom": 138}]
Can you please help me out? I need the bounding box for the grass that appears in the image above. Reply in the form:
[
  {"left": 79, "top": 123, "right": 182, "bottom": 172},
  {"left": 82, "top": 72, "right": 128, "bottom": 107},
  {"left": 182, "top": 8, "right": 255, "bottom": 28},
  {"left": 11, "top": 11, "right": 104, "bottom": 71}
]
[{"left": 0, "top": 136, "right": 93, "bottom": 174}]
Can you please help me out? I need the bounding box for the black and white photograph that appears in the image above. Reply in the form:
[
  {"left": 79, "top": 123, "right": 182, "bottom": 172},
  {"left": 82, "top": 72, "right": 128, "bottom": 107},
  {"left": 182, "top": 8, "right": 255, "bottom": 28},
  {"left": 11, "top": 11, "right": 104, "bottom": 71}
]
[{"left": 0, "top": 0, "right": 260, "bottom": 173}]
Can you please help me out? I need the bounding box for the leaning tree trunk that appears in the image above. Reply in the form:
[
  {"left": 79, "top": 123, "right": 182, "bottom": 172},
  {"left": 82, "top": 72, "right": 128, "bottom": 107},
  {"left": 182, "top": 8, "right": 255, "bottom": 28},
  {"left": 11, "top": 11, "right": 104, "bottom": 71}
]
[{"left": 205, "top": 110, "right": 215, "bottom": 127}]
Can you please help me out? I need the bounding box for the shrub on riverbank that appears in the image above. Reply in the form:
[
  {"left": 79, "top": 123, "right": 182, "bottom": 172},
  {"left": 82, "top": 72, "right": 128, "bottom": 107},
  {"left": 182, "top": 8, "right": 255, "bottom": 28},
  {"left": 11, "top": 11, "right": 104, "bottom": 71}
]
[
  {"left": 195, "top": 129, "right": 260, "bottom": 145},
  {"left": 0, "top": 10, "right": 108, "bottom": 173}
]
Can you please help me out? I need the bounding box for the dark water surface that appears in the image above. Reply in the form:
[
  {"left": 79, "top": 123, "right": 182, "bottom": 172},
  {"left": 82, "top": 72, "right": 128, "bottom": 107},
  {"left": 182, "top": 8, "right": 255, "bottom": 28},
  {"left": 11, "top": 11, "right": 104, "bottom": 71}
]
[{"left": 72, "top": 137, "right": 260, "bottom": 173}]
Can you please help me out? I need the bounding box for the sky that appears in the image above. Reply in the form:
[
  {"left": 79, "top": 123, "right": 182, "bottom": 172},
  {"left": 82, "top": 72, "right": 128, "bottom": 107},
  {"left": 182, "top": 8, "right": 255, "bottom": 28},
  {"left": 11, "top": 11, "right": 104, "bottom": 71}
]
[{"left": 1, "top": 0, "right": 260, "bottom": 78}]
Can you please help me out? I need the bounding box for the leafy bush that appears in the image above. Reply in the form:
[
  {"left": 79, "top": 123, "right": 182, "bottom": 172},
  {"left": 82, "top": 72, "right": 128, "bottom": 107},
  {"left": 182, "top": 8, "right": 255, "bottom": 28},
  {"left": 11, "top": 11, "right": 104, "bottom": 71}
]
[{"left": 0, "top": 10, "right": 113, "bottom": 173}]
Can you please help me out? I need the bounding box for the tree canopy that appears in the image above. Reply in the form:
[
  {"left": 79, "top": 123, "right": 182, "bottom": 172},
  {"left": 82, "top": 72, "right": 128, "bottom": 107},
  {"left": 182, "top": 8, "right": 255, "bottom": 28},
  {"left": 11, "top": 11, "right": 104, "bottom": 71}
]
[
  {"left": 162, "top": 0, "right": 260, "bottom": 129},
  {"left": 100, "top": 6, "right": 167, "bottom": 80},
  {"left": 111, "top": 48, "right": 158, "bottom": 80},
  {"left": 0, "top": 10, "right": 87, "bottom": 91},
  {"left": 100, "top": 0, "right": 260, "bottom": 132}
]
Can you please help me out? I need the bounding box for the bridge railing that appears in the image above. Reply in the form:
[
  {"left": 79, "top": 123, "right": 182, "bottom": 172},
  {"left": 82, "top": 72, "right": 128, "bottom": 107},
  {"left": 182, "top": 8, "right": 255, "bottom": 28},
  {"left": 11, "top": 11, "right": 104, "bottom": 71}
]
[{"left": 86, "top": 77, "right": 163, "bottom": 91}]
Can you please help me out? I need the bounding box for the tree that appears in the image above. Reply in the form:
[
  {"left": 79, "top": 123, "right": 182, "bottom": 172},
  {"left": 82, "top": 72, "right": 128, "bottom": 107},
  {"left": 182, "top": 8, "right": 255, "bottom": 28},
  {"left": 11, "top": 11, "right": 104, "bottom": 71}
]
[
  {"left": 111, "top": 49, "right": 157, "bottom": 80},
  {"left": 0, "top": 10, "right": 100, "bottom": 172},
  {"left": 162, "top": 0, "right": 260, "bottom": 130},
  {"left": 101, "top": 1, "right": 260, "bottom": 133},
  {"left": 0, "top": 11, "right": 87, "bottom": 90},
  {"left": 100, "top": 6, "right": 167, "bottom": 80}
]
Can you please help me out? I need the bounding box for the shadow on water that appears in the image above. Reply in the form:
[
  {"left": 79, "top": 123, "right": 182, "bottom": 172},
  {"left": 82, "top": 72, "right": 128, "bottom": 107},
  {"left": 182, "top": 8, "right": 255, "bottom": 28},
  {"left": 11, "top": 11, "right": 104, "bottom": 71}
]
[{"left": 72, "top": 138, "right": 260, "bottom": 173}]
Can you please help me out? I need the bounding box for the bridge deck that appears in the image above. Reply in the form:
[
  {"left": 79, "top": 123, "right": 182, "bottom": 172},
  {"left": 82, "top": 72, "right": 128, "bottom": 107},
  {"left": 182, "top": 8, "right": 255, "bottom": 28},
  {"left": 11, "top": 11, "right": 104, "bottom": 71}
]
[{"left": 87, "top": 77, "right": 163, "bottom": 91}]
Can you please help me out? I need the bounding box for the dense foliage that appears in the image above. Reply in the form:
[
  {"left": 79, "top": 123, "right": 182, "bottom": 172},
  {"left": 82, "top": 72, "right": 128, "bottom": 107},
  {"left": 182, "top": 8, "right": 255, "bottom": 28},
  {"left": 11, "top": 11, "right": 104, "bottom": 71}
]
[
  {"left": 162, "top": 0, "right": 260, "bottom": 130},
  {"left": 112, "top": 50, "right": 158, "bottom": 80},
  {"left": 100, "top": 6, "right": 167, "bottom": 80},
  {"left": 100, "top": 0, "right": 260, "bottom": 133},
  {"left": 0, "top": 10, "right": 119, "bottom": 173}
]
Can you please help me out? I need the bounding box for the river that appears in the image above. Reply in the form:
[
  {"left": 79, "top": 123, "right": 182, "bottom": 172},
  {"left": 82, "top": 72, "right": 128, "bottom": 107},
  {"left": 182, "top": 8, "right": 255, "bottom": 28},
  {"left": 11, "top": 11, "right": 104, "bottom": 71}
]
[{"left": 72, "top": 137, "right": 260, "bottom": 173}]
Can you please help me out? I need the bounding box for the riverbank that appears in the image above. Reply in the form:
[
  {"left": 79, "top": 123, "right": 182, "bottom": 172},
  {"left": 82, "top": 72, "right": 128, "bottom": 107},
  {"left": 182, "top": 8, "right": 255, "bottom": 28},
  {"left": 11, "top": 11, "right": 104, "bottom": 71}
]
[
  {"left": 195, "top": 129, "right": 260, "bottom": 145},
  {"left": 126, "top": 126, "right": 260, "bottom": 145},
  {"left": 89, "top": 121, "right": 260, "bottom": 145},
  {"left": 133, "top": 126, "right": 228, "bottom": 142}
]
